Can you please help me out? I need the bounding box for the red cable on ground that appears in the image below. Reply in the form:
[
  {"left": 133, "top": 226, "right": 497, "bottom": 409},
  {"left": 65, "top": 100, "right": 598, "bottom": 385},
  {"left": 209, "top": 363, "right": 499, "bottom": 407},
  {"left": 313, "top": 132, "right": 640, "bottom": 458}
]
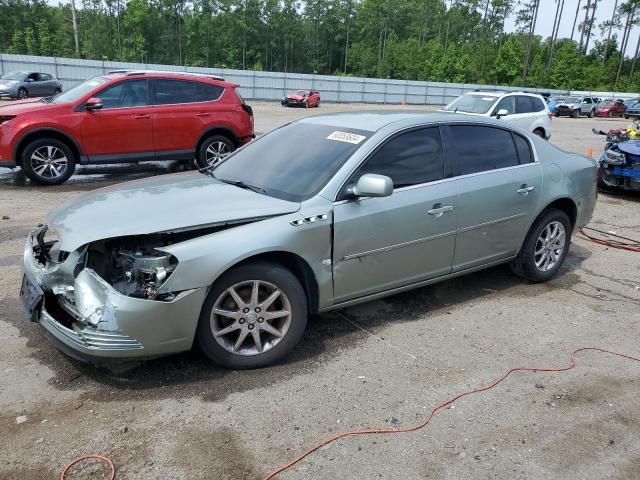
[
  {"left": 262, "top": 347, "right": 640, "bottom": 480},
  {"left": 60, "top": 454, "right": 115, "bottom": 480},
  {"left": 579, "top": 228, "right": 640, "bottom": 252}
]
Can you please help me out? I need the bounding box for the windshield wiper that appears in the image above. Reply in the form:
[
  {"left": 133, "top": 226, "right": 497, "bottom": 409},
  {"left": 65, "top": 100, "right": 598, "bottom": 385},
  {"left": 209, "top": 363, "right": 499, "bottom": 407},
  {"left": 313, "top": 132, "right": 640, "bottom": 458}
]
[{"left": 218, "top": 179, "right": 267, "bottom": 194}]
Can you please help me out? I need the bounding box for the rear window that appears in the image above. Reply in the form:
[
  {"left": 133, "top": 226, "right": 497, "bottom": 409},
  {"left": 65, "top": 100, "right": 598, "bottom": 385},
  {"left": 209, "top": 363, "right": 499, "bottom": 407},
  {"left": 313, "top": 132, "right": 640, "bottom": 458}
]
[{"left": 512, "top": 133, "right": 533, "bottom": 164}]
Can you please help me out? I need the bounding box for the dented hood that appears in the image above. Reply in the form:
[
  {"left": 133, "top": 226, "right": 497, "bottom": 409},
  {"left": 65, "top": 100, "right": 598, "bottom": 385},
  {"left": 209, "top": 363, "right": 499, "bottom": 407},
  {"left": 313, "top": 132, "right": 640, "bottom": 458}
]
[{"left": 48, "top": 171, "right": 300, "bottom": 252}]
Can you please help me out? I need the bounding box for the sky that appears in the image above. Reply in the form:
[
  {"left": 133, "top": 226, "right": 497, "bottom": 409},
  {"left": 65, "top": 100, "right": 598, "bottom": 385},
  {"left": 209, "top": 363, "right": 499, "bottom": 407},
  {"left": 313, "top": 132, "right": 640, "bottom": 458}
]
[{"left": 505, "top": 0, "right": 640, "bottom": 55}]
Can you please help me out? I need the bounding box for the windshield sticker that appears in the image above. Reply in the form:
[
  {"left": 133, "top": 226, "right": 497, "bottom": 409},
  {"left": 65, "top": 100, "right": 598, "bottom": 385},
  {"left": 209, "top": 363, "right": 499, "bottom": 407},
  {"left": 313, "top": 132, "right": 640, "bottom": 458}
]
[{"left": 327, "top": 131, "right": 367, "bottom": 144}]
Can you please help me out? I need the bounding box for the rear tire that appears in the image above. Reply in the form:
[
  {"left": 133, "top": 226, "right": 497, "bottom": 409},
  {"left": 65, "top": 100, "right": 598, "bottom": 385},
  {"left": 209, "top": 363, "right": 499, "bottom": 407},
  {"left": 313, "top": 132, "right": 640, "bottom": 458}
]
[
  {"left": 589, "top": 109, "right": 595, "bottom": 118},
  {"left": 510, "top": 209, "right": 572, "bottom": 283},
  {"left": 196, "top": 134, "right": 235, "bottom": 169},
  {"left": 20, "top": 138, "right": 76, "bottom": 185},
  {"left": 197, "top": 262, "right": 308, "bottom": 369}
]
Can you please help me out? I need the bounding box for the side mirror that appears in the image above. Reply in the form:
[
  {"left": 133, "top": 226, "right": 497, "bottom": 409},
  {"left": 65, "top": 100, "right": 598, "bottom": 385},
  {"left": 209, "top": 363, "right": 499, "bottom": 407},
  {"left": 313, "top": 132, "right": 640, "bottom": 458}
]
[
  {"left": 26, "top": 78, "right": 34, "bottom": 83},
  {"left": 85, "top": 97, "right": 103, "bottom": 111},
  {"left": 350, "top": 173, "right": 393, "bottom": 198},
  {"left": 496, "top": 108, "right": 509, "bottom": 119}
]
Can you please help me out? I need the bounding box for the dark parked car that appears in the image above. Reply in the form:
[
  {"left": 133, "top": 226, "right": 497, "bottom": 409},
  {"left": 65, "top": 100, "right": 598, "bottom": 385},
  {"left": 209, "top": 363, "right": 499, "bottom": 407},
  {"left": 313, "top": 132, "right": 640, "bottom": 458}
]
[
  {"left": 0, "top": 70, "right": 254, "bottom": 184},
  {"left": 0, "top": 71, "right": 62, "bottom": 99}
]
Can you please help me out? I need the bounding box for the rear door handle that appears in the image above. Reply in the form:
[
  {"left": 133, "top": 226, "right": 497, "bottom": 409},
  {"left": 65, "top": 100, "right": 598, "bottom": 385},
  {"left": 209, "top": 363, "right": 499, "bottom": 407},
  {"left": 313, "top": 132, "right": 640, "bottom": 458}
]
[
  {"left": 134, "top": 114, "right": 150, "bottom": 119},
  {"left": 427, "top": 204, "right": 454, "bottom": 217},
  {"left": 196, "top": 113, "right": 210, "bottom": 118},
  {"left": 517, "top": 185, "right": 536, "bottom": 194}
]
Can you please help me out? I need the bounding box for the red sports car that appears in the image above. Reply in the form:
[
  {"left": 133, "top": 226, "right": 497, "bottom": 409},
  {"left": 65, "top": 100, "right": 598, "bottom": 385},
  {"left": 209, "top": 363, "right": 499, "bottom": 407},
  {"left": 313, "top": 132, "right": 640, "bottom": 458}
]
[
  {"left": 596, "top": 99, "right": 627, "bottom": 117},
  {"left": 281, "top": 90, "right": 320, "bottom": 108}
]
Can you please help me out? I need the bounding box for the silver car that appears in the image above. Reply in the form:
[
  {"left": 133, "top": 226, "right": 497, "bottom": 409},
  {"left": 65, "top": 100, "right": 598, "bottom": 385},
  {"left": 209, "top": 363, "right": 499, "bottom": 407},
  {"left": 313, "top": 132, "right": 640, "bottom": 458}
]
[
  {"left": 20, "top": 113, "right": 597, "bottom": 368},
  {"left": 0, "top": 71, "right": 62, "bottom": 99}
]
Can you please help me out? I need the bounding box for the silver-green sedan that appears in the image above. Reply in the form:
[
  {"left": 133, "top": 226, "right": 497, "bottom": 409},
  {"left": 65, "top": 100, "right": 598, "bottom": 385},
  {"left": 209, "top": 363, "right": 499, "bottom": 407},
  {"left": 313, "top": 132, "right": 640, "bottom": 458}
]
[{"left": 20, "top": 112, "right": 597, "bottom": 368}]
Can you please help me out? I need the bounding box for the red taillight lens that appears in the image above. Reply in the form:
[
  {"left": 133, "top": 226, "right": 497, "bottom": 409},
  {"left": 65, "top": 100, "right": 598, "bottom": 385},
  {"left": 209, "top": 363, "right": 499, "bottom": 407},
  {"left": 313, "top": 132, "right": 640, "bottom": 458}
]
[{"left": 0, "top": 115, "right": 16, "bottom": 125}]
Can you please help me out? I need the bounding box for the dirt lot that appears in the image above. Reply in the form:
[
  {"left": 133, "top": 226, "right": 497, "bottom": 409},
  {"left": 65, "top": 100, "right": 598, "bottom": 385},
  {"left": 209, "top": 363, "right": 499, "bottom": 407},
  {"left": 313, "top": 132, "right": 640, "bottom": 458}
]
[{"left": 1, "top": 103, "right": 639, "bottom": 480}]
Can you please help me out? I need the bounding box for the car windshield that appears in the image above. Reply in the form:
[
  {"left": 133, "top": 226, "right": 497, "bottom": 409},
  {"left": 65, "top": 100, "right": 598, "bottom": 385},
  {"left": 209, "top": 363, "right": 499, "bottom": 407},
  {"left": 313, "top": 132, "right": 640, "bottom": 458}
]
[
  {"left": 549, "top": 96, "right": 565, "bottom": 103},
  {"left": 443, "top": 94, "right": 497, "bottom": 114},
  {"left": 295, "top": 90, "right": 308, "bottom": 95},
  {"left": 211, "top": 123, "right": 372, "bottom": 202},
  {"left": 51, "top": 76, "right": 109, "bottom": 104},
  {"left": 563, "top": 97, "right": 581, "bottom": 103},
  {"left": 599, "top": 101, "right": 614, "bottom": 107},
  {"left": 1, "top": 71, "right": 26, "bottom": 81}
]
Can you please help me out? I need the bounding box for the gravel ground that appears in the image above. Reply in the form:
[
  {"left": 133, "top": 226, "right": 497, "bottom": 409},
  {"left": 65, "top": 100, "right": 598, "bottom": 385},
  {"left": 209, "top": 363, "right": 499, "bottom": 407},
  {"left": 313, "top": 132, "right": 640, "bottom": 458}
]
[{"left": 1, "top": 103, "right": 639, "bottom": 480}]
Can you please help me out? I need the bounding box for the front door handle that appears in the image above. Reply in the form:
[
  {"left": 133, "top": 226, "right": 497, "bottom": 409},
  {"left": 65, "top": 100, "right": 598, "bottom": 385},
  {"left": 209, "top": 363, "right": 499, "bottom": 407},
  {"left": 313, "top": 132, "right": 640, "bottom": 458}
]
[
  {"left": 196, "top": 112, "right": 210, "bottom": 118},
  {"left": 427, "top": 204, "right": 454, "bottom": 217},
  {"left": 134, "top": 114, "right": 150, "bottom": 119},
  {"left": 517, "top": 185, "right": 536, "bottom": 195}
]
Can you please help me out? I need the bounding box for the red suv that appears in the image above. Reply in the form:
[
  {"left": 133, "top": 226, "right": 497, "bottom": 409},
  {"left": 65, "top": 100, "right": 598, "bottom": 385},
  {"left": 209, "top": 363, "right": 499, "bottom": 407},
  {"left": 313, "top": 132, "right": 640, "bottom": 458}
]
[{"left": 0, "top": 70, "right": 254, "bottom": 184}]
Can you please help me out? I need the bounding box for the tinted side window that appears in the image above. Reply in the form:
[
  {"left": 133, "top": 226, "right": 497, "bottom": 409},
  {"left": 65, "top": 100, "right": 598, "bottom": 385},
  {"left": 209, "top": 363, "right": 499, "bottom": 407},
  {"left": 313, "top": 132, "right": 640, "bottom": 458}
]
[
  {"left": 98, "top": 80, "right": 149, "bottom": 108},
  {"left": 153, "top": 79, "right": 223, "bottom": 105},
  {"left": 442, "top": 125, "right": 519, "bottom": 177},
  {"left": 531, "top": 97, "right": 546, "bottom": 112},
  {"left": 357, "top": 127, "right": 443, "bottom": 188},
  {"left": 494, "top": 96, "right": 515, "bottom": 115},
  {"left": 516, "top": 96, "right": 533, "bottom": 114},
  {"left": 512, "top": 133, "right": 533, "bottom": 164},
  {"left": 38, "top": 73, "right": 51, "bottom": 81},
  {"left": 199, "top": 83, "right": 224, "bottom": 101},
  {"left": 583, "top": 98, "right": 592, "bottom": 104}
]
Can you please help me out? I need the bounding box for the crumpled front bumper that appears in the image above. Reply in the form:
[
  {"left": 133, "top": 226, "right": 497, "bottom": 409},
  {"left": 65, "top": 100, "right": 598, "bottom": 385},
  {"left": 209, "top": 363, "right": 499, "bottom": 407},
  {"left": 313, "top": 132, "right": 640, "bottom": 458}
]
[{"left": 22, "top": 228, "right": 207, "bottom": 361}]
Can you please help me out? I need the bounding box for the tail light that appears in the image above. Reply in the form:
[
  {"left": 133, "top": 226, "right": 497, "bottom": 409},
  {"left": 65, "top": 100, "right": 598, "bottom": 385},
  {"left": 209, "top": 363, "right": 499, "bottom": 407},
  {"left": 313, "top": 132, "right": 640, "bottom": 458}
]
[{"left": 0, "top": 115, "right": 16, "bottom": 125}]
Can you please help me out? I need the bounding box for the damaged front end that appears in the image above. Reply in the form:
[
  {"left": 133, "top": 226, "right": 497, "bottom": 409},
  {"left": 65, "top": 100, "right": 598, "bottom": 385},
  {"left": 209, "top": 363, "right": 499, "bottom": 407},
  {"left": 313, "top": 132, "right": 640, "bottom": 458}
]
[
  {"left": 21, "top": 225, "right": 207, "bottom": 360},
  {"left": 598, "top": 142, "right": 640, "bottom": 191}
]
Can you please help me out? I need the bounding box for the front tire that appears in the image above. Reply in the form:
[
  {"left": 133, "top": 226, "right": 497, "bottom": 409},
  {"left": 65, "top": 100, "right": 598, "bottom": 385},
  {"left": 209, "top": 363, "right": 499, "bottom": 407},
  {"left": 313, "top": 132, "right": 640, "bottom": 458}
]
[
  {"left": 21, "top": 138, "right": 76, "bottom": 185},
  {"left": 196, "top": 134, "right": 235, "bottom": 169},
  {"left": 510, "top": 209, "right": 572, "bottom": 283},
  {"left": 17, "top": 88, "right": 28, "bottom": 100},
  {"left": 572, "top": 109, "right": 579, "bottom": 118},
  {"left": 197, "top": 262, "right": 308, "bottom": 369}
]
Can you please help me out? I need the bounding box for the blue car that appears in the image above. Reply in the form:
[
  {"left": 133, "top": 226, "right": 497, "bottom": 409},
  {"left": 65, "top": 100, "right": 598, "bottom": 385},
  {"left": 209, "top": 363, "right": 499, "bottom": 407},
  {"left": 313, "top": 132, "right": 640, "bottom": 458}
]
[{"left": 547, "top": 95, "right": 566, "bottom": 114}]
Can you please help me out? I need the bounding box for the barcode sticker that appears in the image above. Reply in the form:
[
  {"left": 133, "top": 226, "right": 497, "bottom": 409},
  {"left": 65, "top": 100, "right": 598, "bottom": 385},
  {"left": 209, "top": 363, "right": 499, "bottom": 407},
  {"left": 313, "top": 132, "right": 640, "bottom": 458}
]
[{"left": 327, "top": 131, "right": 366, "bottom": 144}]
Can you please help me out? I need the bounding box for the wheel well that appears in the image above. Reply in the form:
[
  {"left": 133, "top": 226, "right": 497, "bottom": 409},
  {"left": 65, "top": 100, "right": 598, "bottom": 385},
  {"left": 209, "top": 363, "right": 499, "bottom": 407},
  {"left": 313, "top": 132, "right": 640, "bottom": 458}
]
[
  {"left": 232, "top": 252, "right": 320, "bottom": 314},
  {"left": 533, "top": 127, "right": 545, "bottom": 136},
  {"left": 16, "top": 130, "right": 81, "bottom": 167},
  {"left": 196, "top": 128, "right": 239, "bottom": 154},
  {"left": 543, "top": 198, "right": 577, "bottom": 229}
]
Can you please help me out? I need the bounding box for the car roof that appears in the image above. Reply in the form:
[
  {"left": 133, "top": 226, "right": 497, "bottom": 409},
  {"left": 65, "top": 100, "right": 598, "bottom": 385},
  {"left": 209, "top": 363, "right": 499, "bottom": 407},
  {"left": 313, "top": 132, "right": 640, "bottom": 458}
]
[
  {"left": 104, "top": 70, "right": 226, "bottom": 82},
  {"left": 297, "top": 111, "right": 512, "bottom": 132}
]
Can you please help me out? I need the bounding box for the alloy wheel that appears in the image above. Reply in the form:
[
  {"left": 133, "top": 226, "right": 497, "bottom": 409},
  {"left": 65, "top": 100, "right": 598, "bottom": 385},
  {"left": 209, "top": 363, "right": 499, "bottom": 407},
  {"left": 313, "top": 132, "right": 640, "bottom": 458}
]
[
  {"left": 18, "top": 89, "right": 27, "bottom": 99},
  {"left": 210, "top": 280, "right": 292, "bottom": 356},
  {"left": 534, "top": 221, "right": 566, "bottom": 272},
  {"left": 30, "top": 146, "right": 68, "bottom": 179},
  {"left": 205, "top": 141, "right": 231, "bottom": 166}
]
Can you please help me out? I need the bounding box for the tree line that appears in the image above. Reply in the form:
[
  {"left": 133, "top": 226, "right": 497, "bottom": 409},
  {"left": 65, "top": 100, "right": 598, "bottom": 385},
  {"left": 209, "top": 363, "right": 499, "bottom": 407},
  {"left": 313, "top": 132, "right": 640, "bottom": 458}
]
[{"left": 2, "top": 0, "right": 640, "bottom": 92}]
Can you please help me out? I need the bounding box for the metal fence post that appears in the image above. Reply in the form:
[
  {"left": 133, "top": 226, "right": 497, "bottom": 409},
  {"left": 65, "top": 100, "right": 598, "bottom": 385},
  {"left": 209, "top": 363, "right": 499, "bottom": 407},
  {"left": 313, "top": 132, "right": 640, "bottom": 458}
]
[
  {"left": 337, "top": 76, "right": 341, "bottom": 103},
  {"left": 252, "top": 70, "right": 256, "bottom": 101},
  {"left": 361, "top": 77, "right": 365, "bottom": 103},
  {"left": 0, "top": 51, "right": 4, "bottom": 76}
]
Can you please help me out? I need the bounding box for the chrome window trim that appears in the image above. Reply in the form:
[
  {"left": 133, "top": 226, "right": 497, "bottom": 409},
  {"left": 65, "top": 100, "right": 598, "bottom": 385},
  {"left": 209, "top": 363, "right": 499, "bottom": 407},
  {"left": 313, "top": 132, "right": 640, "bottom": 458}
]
[{"left": 332, "top": 120, "right": 540, "bottom": 203}]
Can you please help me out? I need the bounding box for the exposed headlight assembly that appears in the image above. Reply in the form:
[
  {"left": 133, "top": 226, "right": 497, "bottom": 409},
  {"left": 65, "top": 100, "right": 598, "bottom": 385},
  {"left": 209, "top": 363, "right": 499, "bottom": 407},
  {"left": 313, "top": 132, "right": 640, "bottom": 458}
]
[{"left": 113, "top": 250, "right": 178, "bottom": 300}]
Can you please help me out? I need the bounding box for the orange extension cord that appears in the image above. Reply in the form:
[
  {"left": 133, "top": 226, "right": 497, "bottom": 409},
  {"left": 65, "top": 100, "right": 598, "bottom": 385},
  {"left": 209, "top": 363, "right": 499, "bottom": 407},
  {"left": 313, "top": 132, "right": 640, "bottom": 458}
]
[
  {"left": 261, "top": 347, "right": 640, "bottom": 480},
  {"left": 59, "top": 348, "right": 640, "bottom": 479}
]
